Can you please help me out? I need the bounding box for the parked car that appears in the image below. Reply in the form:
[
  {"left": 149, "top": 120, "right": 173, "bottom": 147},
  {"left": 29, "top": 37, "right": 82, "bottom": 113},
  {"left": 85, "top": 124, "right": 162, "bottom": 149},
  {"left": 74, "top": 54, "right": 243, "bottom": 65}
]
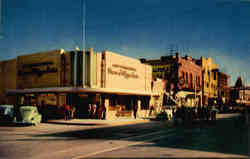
[
  {"left": 16, "top": 106, "right": 42, "bottom": 125},
  {"left": 0, "top": 105, "right": 15, "bottom": 122},
  {"left": 160, "top": 105, "right": 177, "bottom": 120}
]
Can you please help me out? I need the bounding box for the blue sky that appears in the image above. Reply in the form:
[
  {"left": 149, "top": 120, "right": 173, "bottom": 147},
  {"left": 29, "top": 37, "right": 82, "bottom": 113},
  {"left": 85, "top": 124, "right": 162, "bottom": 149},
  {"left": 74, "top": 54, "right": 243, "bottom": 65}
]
[{"left": 0, "top": 0, "right": 250, "bottom": 86}]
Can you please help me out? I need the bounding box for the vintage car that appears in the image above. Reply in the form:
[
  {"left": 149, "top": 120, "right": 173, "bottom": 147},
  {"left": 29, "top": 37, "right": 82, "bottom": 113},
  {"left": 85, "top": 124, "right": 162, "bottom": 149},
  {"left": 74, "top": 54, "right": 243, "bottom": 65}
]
[
  {"left": 156, "top": 105, "right": 176, "bottom": 120},
  {"left": 16, "top": 106, "right": 42, "bottom": 125},
  {"left": 0, "top": 105, "right": 15, "bottom": 122}
]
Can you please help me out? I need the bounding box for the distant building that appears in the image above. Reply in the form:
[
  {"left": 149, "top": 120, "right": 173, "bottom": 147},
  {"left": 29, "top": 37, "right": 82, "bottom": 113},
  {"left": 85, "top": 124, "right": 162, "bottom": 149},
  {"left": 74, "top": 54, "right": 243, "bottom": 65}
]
[
  {"left": 140, "top": 53, "right": 202, "bottom": 107},
  {"left": 230, "top": 77, "right": 250, "bottom": 106},
  {"left": 217, "top": 71, "right": 230, "bottom": 107},
  {"left": 195, "top": 57, "right": 218, "bottom": 106}
]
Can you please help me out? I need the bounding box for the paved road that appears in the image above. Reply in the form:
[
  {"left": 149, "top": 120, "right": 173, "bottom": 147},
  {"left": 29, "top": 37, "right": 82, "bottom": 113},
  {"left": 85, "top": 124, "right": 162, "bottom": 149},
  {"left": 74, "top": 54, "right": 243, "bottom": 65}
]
[{"left": 0, "top": 113, "right": 249, "bottom": 159}]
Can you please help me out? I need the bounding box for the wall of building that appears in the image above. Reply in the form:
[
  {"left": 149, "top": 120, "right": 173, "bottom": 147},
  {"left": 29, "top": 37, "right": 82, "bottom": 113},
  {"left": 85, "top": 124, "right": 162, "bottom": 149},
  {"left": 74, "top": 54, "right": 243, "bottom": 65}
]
[
  {"left": 0, "top": 59, "right": 17, "bottom": 104},
  {"left": 16, "top": 50, "right": 63, "bottom": 89},
  {"left": 103, "top": 51, "right": 152, "bottom": 92},
  {"left": 178, "top": 57, "right": 202, "bottom": 91},
  {"left": 200, "top": 57, "right": 218, "bottom": 105}
]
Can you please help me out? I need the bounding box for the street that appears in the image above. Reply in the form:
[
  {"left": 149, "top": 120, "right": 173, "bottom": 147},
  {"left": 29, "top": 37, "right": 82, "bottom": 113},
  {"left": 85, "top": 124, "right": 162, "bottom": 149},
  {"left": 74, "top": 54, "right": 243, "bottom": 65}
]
[{"left": 0, "top": 113, "right": 249, "bottom": 159}]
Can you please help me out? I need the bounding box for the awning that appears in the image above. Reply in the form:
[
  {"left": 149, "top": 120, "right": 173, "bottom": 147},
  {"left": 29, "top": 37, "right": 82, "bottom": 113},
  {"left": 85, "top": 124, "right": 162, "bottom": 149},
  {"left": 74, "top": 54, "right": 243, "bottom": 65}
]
[{"left": 6, "top": 87, "right": 160, "bottom": 96}]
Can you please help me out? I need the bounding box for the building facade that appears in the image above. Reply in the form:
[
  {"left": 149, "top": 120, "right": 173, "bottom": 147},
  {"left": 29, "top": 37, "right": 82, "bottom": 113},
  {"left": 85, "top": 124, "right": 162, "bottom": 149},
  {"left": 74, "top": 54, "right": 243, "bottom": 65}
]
[
  {"left": 1, "top": 49, "right": 162, "bottom": 120},
  {"left": 0, "top": 59, "right": 17, "bottom": 105},
  {"left": 217, "top": 71, "right": 230, "bottom": 107},
  {"left": 230, "top": 77, "right": 250, "bottom": 106},
  {"left": 140, "top": 53, "right": 202, "bottom": 107},
  {"left": 196, "top": 57, "right": 218, "bottom": 106}
]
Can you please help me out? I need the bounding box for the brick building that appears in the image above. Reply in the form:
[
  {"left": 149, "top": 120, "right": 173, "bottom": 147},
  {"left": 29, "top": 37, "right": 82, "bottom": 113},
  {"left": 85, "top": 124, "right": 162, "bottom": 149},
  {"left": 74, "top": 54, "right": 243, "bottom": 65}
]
[{"left": 140, "top": 53, "right": 202, "bottom": 107}]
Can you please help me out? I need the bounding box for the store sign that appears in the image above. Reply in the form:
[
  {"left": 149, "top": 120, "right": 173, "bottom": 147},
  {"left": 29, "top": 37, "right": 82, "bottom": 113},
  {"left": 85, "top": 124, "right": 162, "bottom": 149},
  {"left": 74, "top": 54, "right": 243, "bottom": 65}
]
[
  {"left": 18, "top": 62, "right": 58, "bottom": 76},
  {"left": 108, "top": 64, "right": 139, "bottom": 79}
]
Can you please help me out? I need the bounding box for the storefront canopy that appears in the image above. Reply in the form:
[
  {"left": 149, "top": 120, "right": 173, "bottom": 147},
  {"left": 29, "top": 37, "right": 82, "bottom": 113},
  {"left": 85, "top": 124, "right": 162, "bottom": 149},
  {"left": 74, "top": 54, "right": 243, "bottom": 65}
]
[{"left": 6, "top": 87, "right": 159, "bottom": 96}]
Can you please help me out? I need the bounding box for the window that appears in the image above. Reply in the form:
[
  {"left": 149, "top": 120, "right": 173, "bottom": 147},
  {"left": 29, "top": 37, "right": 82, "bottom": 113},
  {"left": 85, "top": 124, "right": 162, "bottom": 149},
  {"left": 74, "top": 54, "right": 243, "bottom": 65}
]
[
  {"left": 214, "top": 72, "right": 217, "bottom": 80},
  {"left": 141, "top": 96, "right": 150, "bottom": 110}
]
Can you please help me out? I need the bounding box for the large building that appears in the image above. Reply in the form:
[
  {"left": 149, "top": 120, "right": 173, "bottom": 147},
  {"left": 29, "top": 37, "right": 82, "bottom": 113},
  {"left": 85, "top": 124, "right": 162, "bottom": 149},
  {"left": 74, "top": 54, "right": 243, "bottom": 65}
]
[
  {"left": 140, "top": 53, "right": 202, "bottom": 107},
  {"left": 0, "top": 59, "right": 17, "bottom": 105},
  {"left": 0, "top": 49, "right": 163, "bottom": 120},
  {"left": 195, "top": 57, "right": 218, "bottom": 106}
]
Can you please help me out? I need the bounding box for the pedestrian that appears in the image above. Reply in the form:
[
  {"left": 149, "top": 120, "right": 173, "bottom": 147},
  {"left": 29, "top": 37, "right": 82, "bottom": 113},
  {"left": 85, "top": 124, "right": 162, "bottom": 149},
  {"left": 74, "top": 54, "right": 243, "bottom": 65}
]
[
  {"left": 149, "top": 105, "right": 154, "bottom": 116},
  {"left": 197, "top": 106, "right": 201, "bottom": 121},
  {"left": 97, "top": 103, "right": 103, "bottom": 120},
  {"left": 71, "top": 105, "right": 76, "bottom": 119},
  {"left": 92, "top": 104, "right": 97, "bottom": 119},
  {"left": 211, "top": 109, "right": 217, "bottom": 123},
  {"left": 133, "top": 105, "right": 138, "bottom": 119},
  {"left": 88, "top": 104, "right": 92, "bottom": 118},
  {"left": 41, "top": 100, "right": 47, "bottom": 122},
  {"left": 64, "top": 104, "right": 70, "bottom": 120},
  {"left": 102, "top": 105, "right": 106, "bottom": 120}
]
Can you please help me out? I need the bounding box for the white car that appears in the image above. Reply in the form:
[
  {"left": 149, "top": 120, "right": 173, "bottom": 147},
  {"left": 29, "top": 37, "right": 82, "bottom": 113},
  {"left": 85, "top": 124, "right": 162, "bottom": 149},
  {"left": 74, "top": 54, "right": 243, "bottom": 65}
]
[{"left": 15, "top": 106, "right": 42, "bottom": 125}]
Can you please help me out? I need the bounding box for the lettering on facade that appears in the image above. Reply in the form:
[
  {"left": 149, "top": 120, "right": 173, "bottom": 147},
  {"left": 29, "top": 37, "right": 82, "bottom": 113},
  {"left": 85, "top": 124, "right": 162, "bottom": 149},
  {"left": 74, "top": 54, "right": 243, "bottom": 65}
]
[
  {"left": 108, "top": 64, "right": 139, "bottom": 79},
  {"left": 18, "top": 62, "right": 57, "bottom": 76}
]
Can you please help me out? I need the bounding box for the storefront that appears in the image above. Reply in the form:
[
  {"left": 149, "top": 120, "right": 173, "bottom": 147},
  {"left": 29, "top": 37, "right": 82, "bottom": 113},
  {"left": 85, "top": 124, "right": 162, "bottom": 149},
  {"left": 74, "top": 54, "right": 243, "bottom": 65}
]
[{"left": 5, "top": 49, "right": 162, "bottom": 120}]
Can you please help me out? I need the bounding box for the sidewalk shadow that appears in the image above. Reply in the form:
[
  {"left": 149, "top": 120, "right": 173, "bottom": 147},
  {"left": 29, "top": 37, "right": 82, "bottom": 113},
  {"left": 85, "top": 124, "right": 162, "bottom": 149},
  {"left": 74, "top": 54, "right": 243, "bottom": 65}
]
[
  {"left": 46, "top": 121, "right": 106, "bottom": 126},
  {"left": 87, "top": 158, "right": 247, "bottom": 159}
]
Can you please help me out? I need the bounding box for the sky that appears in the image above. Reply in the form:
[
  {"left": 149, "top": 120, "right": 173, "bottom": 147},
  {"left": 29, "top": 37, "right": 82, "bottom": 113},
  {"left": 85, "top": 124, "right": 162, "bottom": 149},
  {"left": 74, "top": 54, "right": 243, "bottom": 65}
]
[{"left": 0, "top": 0, "right": 250, "bottom": 86}]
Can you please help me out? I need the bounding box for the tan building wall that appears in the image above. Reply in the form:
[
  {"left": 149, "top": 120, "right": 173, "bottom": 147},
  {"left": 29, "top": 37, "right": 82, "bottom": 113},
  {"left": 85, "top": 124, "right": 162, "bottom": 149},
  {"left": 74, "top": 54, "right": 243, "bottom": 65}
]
[
  {"left": 103, "top": 51, "right": 152, "bottom": 91},
  {"left": 200, "top": 57, "right": 218, "bottom": 105},
  {"left": 0, "top": 59, "right": 17, "bottom": 104},
  {"left": 16, "top": 50, "right": 63, "bottom": 89}
]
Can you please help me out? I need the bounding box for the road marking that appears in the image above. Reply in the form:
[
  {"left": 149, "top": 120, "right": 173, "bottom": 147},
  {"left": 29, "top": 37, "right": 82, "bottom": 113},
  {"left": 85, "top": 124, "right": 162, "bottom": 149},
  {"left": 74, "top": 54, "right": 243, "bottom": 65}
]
[{"left": 72, "top": 132, "right": 177, "bottom": 159}]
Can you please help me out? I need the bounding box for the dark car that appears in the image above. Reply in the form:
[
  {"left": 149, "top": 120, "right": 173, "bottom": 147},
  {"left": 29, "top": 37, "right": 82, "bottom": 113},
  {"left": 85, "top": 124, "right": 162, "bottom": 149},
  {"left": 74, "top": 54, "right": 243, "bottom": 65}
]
[{"left": 0, "top": 105, "right": 15, "bottom": 122}]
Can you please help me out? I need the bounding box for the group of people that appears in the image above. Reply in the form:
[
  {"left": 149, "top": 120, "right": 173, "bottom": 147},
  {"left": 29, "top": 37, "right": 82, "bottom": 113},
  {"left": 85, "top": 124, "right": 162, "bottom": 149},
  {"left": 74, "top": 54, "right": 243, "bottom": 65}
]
[
  {"left": 172, "top": 106, "right": 218, "bottom": 126},
  {"left": 88, "top": 103, "right": 106, "bottom": 120}
]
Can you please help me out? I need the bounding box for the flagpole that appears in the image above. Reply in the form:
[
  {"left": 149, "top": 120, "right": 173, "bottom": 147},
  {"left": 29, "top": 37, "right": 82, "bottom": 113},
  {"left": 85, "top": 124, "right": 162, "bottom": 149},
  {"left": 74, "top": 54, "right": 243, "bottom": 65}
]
[{"left": 82, "top": 0, "right": 86, "bottom": 87}]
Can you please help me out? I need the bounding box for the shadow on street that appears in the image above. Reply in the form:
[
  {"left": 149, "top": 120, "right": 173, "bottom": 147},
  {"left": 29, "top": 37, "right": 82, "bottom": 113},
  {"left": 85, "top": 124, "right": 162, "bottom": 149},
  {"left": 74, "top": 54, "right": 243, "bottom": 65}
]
[{"left": 5, "top": 114, "right": 249, "bottom": 157}]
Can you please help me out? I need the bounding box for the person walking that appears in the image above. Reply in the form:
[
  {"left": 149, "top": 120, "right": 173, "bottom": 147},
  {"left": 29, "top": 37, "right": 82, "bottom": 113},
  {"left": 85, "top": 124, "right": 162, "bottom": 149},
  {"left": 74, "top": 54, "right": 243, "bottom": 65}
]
[
  {"left": 92, "top": 104, "right": 97, "bottom": 119},
  {"left": 102, "top": 105, "right": 106, "bottom": 120},
  {"left": 64, "top": 104, "right": 70, "bottom": 120},
  {"left": 133, "top": 105, "right": 138, "bottom": 119},
  {"left": 71, "top": 105, "right": 76, "bottom": 119}
]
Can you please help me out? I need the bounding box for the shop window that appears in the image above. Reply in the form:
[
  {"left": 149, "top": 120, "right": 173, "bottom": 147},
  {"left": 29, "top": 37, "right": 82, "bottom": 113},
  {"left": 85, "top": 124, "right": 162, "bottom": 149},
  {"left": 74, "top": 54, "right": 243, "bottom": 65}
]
[
  {"left": 141, "top": 96, "right": 150, "bottom": 110},
  {"left": 109, "top": 95, "right": 117, "bottom": 107}
]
